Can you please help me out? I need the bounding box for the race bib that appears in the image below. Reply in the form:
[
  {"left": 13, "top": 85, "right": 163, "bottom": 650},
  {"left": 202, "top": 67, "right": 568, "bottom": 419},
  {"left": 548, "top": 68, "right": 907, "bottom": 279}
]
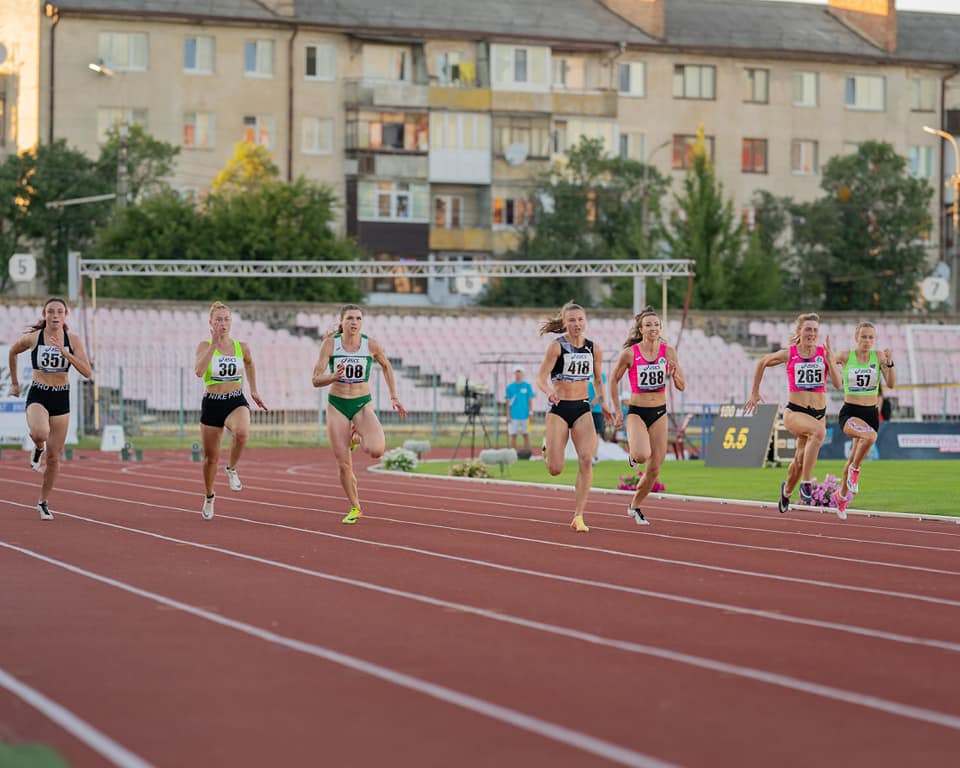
[
  {"left": 36, "top": 344, "right": 67, "bottom": 372},
  {"left": 793, "top": 361, "right": 824, "bottom": 389},
  {"left": 847, "top": 366, "right": 877, "bottom": 393},
  {"left": 562, "top": 352, "right": 593, "bottom": 380},
  {"left": 338, "top": 356, "right": 369, "bottom": 383},
  {"left": 634, "top": 359, "right": 667, "bottom": 390},
  {"left": 211, "top": 355, "right": 242, "bottom": 382}
]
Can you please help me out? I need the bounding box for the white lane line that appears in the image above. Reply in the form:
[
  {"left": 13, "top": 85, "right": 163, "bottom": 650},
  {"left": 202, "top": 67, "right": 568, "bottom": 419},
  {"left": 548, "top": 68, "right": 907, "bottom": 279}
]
[
  {"left": 9, "top": 519, "right": 960, "bottom": 734},
  {"left": 6, "top": 497, "right": 960, "bottom": 653},
  {"left": 0, "top": 541, "right": 677, "bottom": 768},
  {"left": 3, "top": 488, "right": 959, "bottom": 610},
  {"left": 0, "top": 667, "right": 153, "bottom": 768},
  {"left": 14, "top": 472, "right": 959, "bottom": 580}
]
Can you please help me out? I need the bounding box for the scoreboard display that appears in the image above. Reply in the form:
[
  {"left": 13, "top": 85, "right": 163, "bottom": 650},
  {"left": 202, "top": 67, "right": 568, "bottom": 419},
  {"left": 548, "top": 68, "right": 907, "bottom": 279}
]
[{"left": 706, "top": 404, "right": 779, "bottom": 468}]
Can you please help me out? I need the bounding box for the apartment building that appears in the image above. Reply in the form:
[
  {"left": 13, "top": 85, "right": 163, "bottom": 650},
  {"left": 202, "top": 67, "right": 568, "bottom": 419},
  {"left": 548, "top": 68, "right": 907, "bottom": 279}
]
[{"left": 1, "top": 0, "right": 958, "bottom": 306}]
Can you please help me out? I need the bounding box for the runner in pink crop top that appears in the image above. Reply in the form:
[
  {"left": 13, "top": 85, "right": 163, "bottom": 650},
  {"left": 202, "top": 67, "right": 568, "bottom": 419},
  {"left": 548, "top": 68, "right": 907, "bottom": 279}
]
[
  {"left": 628, "top": 342, "right": 668, "bottom": 393},
  {"left": 786, "top": 344, "right": 827, "bottom": 393}
]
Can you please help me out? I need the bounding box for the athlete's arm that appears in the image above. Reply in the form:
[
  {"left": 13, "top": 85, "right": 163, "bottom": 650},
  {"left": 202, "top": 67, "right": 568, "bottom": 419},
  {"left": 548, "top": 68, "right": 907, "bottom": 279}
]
[
  {"left": 241, "top": 342, "right": 267, "bottom": 410},
  {"left": 370, "top": 338, "right": 407, "bottom": 418},
  {"left": 880, "top": 347, "right": 896, "bottom": 388},
  {"left": 195, "top": 340, "right": 217, "bottom": 378},
  {"left": 744, "top": 349, "right": 788, "bottom": 413},
  {"left": 311, "top": 336, "right": 343, "bottom": 388},
  {"left": 608, "top": 348, "right": 632, "bottom": 427},
  {"left": 537, "top": 342, "right": 561, "bottom": 404},
  {"left": 666, "top": 346, "right": 685, "bottom": 392},
  {"left": 7, "top": 332, "right": 36, "bottom": 398}
]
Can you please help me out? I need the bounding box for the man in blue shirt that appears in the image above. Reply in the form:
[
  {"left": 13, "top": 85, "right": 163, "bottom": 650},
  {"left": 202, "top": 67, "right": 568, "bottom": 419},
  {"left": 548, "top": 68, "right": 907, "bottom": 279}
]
[{"left": 504, "top": 365, "right": 535, "bottom": 451}]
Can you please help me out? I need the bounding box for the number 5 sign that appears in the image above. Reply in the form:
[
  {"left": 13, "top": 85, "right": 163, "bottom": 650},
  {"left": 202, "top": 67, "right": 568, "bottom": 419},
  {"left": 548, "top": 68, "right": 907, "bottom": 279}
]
[
  {"left": 706, "top": 403, "right": 778, "bottom": 467},
  {"left": 9, "top": 254, "right": 37, "bottom": 283}
]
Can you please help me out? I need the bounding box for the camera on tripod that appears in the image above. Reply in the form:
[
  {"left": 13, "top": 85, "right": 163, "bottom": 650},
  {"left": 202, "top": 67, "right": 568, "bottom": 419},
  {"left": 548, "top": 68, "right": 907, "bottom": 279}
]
[{"left": 456, "top": 377, "right": 489, "bottom": 418}]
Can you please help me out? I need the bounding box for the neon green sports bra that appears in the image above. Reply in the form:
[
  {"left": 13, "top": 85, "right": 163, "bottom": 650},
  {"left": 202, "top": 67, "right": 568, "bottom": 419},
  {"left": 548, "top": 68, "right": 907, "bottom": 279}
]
[{"left": 203, "top": 339, "right": 244, "bottom": 387}]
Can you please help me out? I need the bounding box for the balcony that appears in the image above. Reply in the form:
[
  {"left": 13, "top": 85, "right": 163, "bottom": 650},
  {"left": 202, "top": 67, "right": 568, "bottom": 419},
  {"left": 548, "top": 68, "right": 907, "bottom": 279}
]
[
  {"left": 429, "top": 228, "right": 493, "bottom": 252},
  {"left": 344, "top": 79, "right": 429, "bottom": 110},
  {"left": 552, "top": 90, "right": 618, "bottom": 118},
  {"left": 429, "top": 86, "right": 493, "bottom": 111},
  {"left": 429, "top": 148, "right": 491, "bottom": 184},
  {"left": 491, "top": 91, "right": 553, "bottom": 114}
]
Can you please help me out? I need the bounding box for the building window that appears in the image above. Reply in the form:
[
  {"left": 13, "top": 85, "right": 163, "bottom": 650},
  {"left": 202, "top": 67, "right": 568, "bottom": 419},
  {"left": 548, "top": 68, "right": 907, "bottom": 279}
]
[
  {"left": 618, "top": 62, "right": 645, "bottom": 97},
  {"left": 430, "top": 112, "right": 489, "bottom": 150},
  {"left": 305, "top": 43, "right": 336, "bottom": 81},
  {"left": 97, "top": 32, "right": 148, "bottom": 72},
  {"left": 491, "top": 45, "right": 549, "bottom": 90},
  {"left": 350, "top": 112, "right": 428, "bottom": 151},
  {"left": 184, "top": 36, "right": 214, "bottom": 74},
  {"left": 792, "top": 72, "right": 818, "bottom": 107},
  {"left": 741, "top": 138, "right": 767, "bottom": 173},
  {"left": 909, "top": 146, "right": 934, "bottom": 179},
  {"left": 358, "top": 181, "right": 428, "bottom": 222},
  {"left": 845, "top": 75, "right": 884, "bottom": 111},
  {"left": 97, "top": 108, "right": 147, "bottom": 140},
  {"left": 552, "top": 121, "right": 567, "bottom": 155},
  {"left": 672, "top": 64, "right": 715, "bottom": 100},
  {"left": 911, "top": 79, "right": 936, "bottom": 112},
  {"left": 493, "top": 197, "right": 534, "bottom": 227},
  {"left": 495, "top": 118, "right": 551, "bottom": 159},
  {"left": 434, "top": 195, "right": 463, "bottom": 228},
  {"left": 791, "top": 139, "right": 818, "bottom": 175},
  {"left": 183, "top": 112, "right": 215, "bottom": 148},
  {"left": 363, "top": 45, "right": 409, "bottom": 81},
  {"left": 619, "top": 132, "right": 645, "bottom": 161},
  {"left": 242, "top": 114, "right": 274, "bottom": 148},
  {"left": 553, "top": 58, "right": 587, "bottom": 90},
  {"left": 302, "top": 117, "right": 333, "bottom": 154},
  {"left": 244, "top": 40, "right": 274, "bottom": 78},
  {"left": 672, "top": 134, "right": 714, "bottom": 169},
  {"left": 743, "top": 68, "right": 768, "bottom": 103},
  {"left": 436, "top": 51, "right": 461, "bottom": 85}
]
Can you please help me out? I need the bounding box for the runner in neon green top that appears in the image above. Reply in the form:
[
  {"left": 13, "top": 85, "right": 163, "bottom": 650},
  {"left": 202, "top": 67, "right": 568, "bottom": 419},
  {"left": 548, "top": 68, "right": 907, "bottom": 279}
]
[
  {"left": 312, "top": 304, "right": 407, "bottom": 524},
  {"left": 831, "top": 321, "right": 895, "bottom": 517},
  {"left": 195, "top": 301, "right": 267, "bottom": 521}
]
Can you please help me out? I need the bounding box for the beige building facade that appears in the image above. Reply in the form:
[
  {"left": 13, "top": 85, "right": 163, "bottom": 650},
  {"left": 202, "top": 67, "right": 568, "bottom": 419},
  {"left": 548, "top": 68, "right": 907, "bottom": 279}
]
[{"left": 1, "top": 0, "right": 958, "bottom": 305}]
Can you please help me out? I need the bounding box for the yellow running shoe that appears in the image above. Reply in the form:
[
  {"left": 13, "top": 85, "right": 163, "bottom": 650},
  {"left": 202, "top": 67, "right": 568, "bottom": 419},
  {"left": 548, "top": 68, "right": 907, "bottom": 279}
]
[
  {"left": 570, "top": 514, "right": 589, "bottom": 533},
  {"left": 342, "top": 506, "right": 362, "bottom": 524},
  {"left": 349, "top": 426, "right": 362, "bottom": 452}
]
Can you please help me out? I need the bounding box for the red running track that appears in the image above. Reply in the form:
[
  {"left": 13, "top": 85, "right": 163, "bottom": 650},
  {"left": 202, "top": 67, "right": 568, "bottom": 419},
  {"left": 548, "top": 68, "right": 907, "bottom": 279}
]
[{"left": 2, "top": 448, "right": 960, "bottom": 767}]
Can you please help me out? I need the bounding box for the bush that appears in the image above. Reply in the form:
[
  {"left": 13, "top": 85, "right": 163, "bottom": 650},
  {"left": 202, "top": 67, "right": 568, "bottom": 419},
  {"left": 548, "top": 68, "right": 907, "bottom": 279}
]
[
  {"left": 617, "top": 470, "right": 665, "bottom": 493},
  {"left": 449, "top": 460, "right": 491, "bottom": 478},
  {"left": 381, "top": 447, "right": 418, "bottom": 472}
]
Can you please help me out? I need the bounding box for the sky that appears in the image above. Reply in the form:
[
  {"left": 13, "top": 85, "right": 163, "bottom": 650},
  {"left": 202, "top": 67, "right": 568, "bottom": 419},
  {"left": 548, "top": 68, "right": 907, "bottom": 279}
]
[{"left": 764, "top": 0, "right": 959, "bottom": 12}]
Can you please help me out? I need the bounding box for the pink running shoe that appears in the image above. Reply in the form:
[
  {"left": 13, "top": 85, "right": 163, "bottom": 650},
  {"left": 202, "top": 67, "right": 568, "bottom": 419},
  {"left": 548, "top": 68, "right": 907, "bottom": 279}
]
[
  {"left": 830, "top": 491, "right": 848, "bottom": 521},
  {"left": 846, "top": 466, "right": 860, "bottom": 494}
]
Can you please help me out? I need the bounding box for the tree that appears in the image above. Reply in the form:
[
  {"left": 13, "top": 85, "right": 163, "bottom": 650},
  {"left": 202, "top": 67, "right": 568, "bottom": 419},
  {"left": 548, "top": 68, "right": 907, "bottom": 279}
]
[
  {"left": 726, "top": 190, "right": 790, "bottom": 310},
  {"left": 478, "top": 137, "right": 670, "bottom": 307},
  {"left": 664, "top": 129, "right": 745, "bottom": 310},
  {"left": 211, "top": 142, "right": 280, "bottom": 196},
  {"left": 790, "top": 141, "right": 933, "bottom": 311},
  {"left": 96, "top": 123, "right": 180, "bottom": 202}
]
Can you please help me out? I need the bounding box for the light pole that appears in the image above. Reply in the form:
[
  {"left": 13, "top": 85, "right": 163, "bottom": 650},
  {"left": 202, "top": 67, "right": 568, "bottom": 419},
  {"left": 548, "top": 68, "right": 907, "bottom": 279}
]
[
  {"left": 923, "top": 125, "right": 960, "bottom": 310},
  {"left": 635, "top": 138, "right": 671, "bottom": 315}
]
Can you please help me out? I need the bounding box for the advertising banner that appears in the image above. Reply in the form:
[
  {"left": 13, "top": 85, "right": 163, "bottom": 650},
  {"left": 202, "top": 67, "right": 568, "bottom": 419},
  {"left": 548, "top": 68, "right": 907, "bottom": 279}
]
[{"left": 706, "top": 403, "right": 778, "bottom": 468}]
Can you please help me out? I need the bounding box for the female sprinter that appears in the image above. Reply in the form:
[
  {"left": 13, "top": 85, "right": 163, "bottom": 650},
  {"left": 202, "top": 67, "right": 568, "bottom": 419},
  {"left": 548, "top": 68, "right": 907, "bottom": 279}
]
[
  {"left": 195, "top": 301, "right": 267, "bottom": 520},
  {"left": 312, "top": 304, "right": 407, "bottom": 524},
  {"left": 7, "top": 297, "right": 92, "bottom": 520},
  {"left": 536, "top": 301, "right": 613, "bottom": 532},
  {"left": 610, "top": 306, "right": 685, "bottom": 525},
  {"left": 744, "top": 313, "right": 841, "bottom": 515},
  {"left": 831, "top": 322, "right": 895, "bottom": 517}
]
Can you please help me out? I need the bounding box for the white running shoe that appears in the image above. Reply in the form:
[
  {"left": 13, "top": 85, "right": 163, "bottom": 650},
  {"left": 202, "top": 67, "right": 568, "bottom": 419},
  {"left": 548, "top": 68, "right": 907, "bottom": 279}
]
[
  {"left": 30, "top": 443, "right": 46, "bottom": 472},
  {"left": 627, "top": 506, "right": 650, "bottom": 526},
  {"left": 38, "top": 500, "right": 53, "bottom": 521},
  {"left": 201, "top": 495, "right": 215, "bottom": 520},
  {"left": 225, "top": 466, "right": 242, "bottom": 492}
]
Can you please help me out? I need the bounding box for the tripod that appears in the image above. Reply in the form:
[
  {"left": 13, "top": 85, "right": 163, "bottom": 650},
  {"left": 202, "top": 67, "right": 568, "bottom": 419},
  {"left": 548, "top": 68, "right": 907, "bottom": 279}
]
[{"left": 451, "top": 404, "right": 492, "bottom": 462}]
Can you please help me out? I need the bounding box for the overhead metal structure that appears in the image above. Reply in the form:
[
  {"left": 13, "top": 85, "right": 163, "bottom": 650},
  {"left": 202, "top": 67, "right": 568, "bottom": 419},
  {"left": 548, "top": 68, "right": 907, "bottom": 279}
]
[{"left": 78, "top": 258, "right": 694, "bottom": 279}]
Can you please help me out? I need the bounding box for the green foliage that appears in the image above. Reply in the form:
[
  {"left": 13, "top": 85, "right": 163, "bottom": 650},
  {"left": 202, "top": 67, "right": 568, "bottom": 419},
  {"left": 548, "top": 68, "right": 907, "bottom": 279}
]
[
  {"left": 665, "top": 134, "right": 746, "bottom": 309},
  {"left": 96, "top": 123, "right": 180, "bottom": 202},
  {"left": 382, "top": 447, "right": 418, "bottom": 472},
  {"left": 92, "top": 176, "right": 364, "bottom": 302},
  {"left": 479, "top": 136, "right": 670, "bottom": 308},
  {"left": 790, "top": 141, "right": 933, "bottom": 311},
  {"left": 448, "top": 460, "right": 491, "bottom": 478}
]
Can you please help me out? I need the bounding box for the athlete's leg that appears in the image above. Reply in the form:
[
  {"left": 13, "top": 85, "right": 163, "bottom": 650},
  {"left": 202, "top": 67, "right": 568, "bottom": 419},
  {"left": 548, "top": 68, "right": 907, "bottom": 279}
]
[
  {"left": 784, "top": 434, "right": 807, "bottom": 496},
  {"left": 352, "top": 403, "right": 385, "bottom": 459},
  {"left": 327, "top": 404, "right": 360, "bottom": 509},
  {"left": 631, "top": 414, "right": 668, "bottom": 508},
  {"left": 569, "top": 412, "right": 597, "bottom": 517},
  {"left": 625, "top": 412, "right": 652, "bottom": 467},
  {"left": 40, "top": 414, "right": 69, "bottom": 501},
  {"left": 544, "top": 413, "right": 570, "bottom": 476},
  {"left": 26, "top": 403, "right": 51, "bottom": 458},
  {"left": 201, "top": 424, "right": 224, "bottom": 496},
  {"left": 223, "top": 404, "right": 251, "bottom": 469}
]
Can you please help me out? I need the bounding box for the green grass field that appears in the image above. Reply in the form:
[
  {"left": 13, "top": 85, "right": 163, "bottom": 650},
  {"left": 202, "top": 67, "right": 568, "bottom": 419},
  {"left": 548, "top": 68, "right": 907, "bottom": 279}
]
[{"left": 414, "top": 458, "right": 960, "bottom": 517}]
